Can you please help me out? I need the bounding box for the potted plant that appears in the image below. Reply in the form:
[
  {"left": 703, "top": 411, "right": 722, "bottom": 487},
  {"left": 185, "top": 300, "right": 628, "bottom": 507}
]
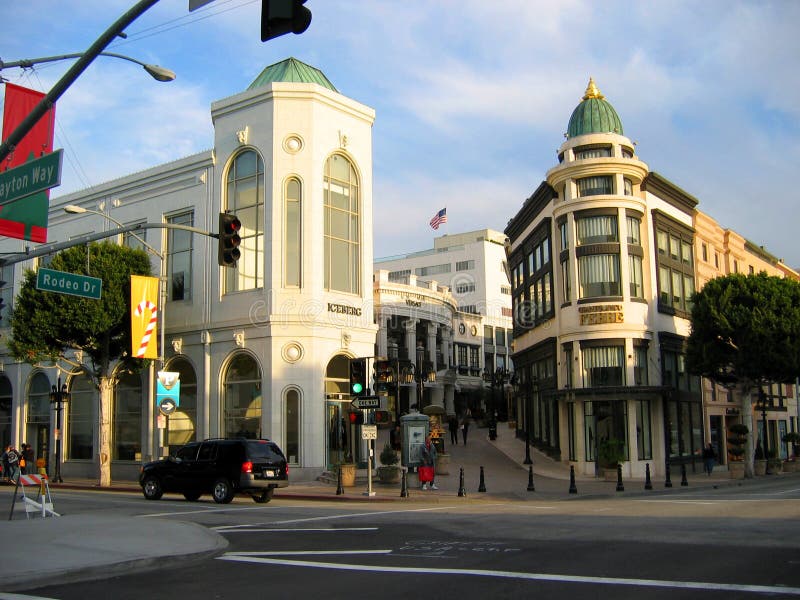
[
  {"left": 728, "top": 424, "right": 748, "bottom": 479},
  {"left": 783, "top": 433, "right": 800, "bottom": 472},
  {"left": 377, "top": 443, "right": 401, "bottom": 484},
  {"left": 768, "top": 451, "right": 783, "bottom": 474},
  {"left": 598, "top": 438, "right": 626, "bottom": 481},
  {"left": 754, "top": 443, "right": 767, "bottom": 476}
]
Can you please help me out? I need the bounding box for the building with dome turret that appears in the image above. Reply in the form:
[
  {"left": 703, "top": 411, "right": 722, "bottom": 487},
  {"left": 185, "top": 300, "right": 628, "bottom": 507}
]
[{"left": 506, "top": 79, "right": 799, "bottom": 479}]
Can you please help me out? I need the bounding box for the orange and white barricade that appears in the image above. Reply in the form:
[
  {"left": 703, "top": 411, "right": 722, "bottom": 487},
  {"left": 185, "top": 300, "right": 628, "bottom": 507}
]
[{"left": 18, "top": 473, "right": 59, "bottom": 518}]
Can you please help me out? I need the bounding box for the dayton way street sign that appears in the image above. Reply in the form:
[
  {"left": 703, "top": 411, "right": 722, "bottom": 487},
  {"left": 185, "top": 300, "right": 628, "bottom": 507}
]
[
  {"left": 0, "top": 149, "right": 63, "bottom": 205},
  {"left": 36, "top": 267, "right": 102, "bottom": 300},
  {"left": 351, "top": 395, "right": 380, "bottom": 410}
]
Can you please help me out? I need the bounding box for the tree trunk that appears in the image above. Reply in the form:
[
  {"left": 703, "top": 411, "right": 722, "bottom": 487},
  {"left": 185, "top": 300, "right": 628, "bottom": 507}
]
[
  {"left": 742, "top": 385, "right": 755, "bottom": 479},
  {"left": 98, "top": 377, "right": 113, "bottom": 487}
]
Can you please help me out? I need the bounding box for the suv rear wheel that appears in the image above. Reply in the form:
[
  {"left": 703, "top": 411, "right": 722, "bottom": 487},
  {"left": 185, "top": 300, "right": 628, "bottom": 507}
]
[
  {"left": 252, "top": 488, "right": 275, "bottom": 504},
  {"left": 212, "top": 478, "right": 235, "bottom": 504},
  {"left": 142, "top": 476, "right": 163, "bottom": 500}
]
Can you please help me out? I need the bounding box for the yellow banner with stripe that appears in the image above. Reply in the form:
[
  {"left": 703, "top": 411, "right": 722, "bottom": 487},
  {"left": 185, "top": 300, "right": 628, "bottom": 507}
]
[{"left": 131, "top": 275, "right": 159, "bottom": 359}]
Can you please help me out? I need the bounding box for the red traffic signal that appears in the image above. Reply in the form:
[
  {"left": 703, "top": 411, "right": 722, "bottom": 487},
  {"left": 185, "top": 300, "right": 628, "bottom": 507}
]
[
  {"left": 261, "top": 0, "right": 312, "bottom": 42},
  {"left": 218, "top": 212, "right": 242, "bottom": 267},
  {"left": 348, "top": 411, "right": 364, "bottom": 425}
]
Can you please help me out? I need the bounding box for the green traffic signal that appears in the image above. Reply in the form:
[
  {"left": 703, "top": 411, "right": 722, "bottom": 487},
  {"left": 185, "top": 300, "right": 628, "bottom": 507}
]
[{"left": 352, "top": 382, "right": 363, "bottom": 394}]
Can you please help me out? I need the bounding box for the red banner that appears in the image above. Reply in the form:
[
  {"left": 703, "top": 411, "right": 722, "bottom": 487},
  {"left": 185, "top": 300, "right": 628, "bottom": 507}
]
[{"left": 0, "top": 83, "right": 56, "bottom": 242}]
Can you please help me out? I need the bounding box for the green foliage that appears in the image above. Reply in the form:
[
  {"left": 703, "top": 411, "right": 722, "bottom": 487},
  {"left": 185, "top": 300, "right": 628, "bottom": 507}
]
[
  {"left": 598, "top": 438, "right": 626, "bottom": 468},
  {"left": 9, "top": 242, "right": 153, "bottom": 380},
  {"left": 686, "top": 273, "right": 800, "bottom": 386},
  {"left": 379, "top": 442, "right": 399, "bottom": 466}
]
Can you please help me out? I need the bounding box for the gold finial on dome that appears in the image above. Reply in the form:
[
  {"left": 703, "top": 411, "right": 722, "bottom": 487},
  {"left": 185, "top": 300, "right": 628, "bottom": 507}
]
[{"left": 582, "top": 77, "right": 604, "bottom": 101}]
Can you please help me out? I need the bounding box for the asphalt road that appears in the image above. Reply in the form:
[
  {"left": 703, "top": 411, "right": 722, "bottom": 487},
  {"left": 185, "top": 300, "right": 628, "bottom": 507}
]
[{"left": 13, "top": 478, "right": 800, "bottom": 600}]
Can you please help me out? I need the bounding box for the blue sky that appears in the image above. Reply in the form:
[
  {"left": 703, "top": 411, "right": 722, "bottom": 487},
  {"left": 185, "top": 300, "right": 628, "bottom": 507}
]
[{"left": 2, "top": 1, "right": 799, "bottom": 267}]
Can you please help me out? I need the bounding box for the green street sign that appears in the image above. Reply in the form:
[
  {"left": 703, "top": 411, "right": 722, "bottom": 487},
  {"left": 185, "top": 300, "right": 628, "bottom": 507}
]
[
  {"left": 0, "top": 149, "right": 63, "bottom": 206},
  {"left": 36, "top": 267, "right": 102, "bottom": 300}
]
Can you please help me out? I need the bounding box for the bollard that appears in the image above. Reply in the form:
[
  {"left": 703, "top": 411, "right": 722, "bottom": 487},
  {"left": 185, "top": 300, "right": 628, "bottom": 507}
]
[
  {"left": 569, "top": 465, "right": 577, "bottom": 494},
  {"left": 458, "top": 467, "right": 467, "bottom": 497},
  {"left": 336, "top": 464, "right": 344, "bottom": 496},
  {"left": 665, "top": 461, "right": 673, "bottom": 488},
  {"left": 478, "top": 466, "right": 487, "bottom": 492},
  {"left": 616, "top": 464, "right": 624, "bottom": 492},
  {"left": 527, "top": 465, "right": 535, "bottom": 492},
  {"left": 400, "top": 467, "right": 409, "bottom": 498},
  {"left": 644, "top": 463, "right": 653, "bottom": 490},
  {"left": 681, "top": 463, "right": 689, "bottom": 487}
]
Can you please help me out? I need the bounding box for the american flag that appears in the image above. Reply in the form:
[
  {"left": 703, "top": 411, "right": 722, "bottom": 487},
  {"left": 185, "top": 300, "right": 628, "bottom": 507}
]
[{"left": 429, "top": 208, "right": 447, "bottom": 230}]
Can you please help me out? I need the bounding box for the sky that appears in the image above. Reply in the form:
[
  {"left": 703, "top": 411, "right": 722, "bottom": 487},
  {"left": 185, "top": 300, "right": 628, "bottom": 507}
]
[{"left": 1, "top": 0, "right": 799, "bottom": 267}]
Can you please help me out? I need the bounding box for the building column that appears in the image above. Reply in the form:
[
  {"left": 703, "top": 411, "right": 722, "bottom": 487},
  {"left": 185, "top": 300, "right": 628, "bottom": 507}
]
[
  {"left": 404, "top": 319, "right": 418, "bottom": 408},
  {"left": 445, "top": 384, "right": 456, "bottom": 416},
  {"left": 377, "top": 312, "right": 389, "bottom": 358},
  {"left": 427, "top": 322, "right": 438, "bottom": 371},
  {"left": 439, "top": 325, "right": 451, "bottom": 371}
]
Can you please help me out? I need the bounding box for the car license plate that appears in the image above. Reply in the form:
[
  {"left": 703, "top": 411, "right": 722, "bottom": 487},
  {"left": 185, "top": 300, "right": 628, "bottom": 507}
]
[{"left": 264, "top": 469, "right": 276, "bottom": 478}]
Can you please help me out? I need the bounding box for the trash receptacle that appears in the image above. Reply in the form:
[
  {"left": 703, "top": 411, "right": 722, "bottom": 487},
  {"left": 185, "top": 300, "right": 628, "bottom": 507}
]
[{"left": 489, "top": 419, "right": 497, "bottom": 441}]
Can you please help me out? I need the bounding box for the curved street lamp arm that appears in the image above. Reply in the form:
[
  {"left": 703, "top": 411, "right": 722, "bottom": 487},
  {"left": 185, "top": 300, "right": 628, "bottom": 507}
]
[
  {"left": 0, "top": 0, "right": 161, "bottom": 164},
  {"left": 0, "top": 52, "right": 175, "bottom": 83}
]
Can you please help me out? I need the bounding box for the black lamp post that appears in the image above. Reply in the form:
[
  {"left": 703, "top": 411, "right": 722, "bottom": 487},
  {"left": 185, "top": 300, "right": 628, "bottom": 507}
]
[
  {"left": 414, "top": 344, "right": 435, "bottom": 410},
  {"left": 483, "top": 367, "right": 509, "bottom": 441},
  {"left": 760, "top": 388, "right": 770, "bottom": 475},
  {"left": 49, "top": 377, "right": 70, "bottom": 483}
]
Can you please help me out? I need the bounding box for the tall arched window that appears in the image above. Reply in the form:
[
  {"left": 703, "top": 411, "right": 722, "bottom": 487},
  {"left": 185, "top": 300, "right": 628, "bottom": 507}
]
[
  {"left": 114, "top": 370, "right": 143, "bottom": 461},
  {"left": 323, "top": 154, "right": 360, "bottom": 294},
  {"left": 285, "top": 177, "right": 302, "bottom": 287},
  {"left": 26, "top": 373, "right": 50, "bottom": 455},
  {"left": 166, "top": 357, "right": 198, "bottom": 446},
  {"left": 68, "top": 374, "right": 94, "bottom": 460},
  {"left": 223, "top": 353, "right": 262, "bottom": 438},
  {"left": 0, "top": 376, "right": 11, "bottom": 449},
  {"left": 224, "top": 150, "right": 264, "bottom": 292},
  {"left": 284, "top": 388, "right": 300, "bottom": 464}
]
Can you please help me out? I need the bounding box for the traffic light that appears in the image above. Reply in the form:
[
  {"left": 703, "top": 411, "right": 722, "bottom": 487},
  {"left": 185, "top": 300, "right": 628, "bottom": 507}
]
[
  {"left": 349, "top": 357, "right": 367, "bottom": 397},
  {"left": 373, "top": 410, "right": 391, "bottom": 425},
  {"left": 373, "top": 359, "right": 394, "bottom": 393},
  {"left": 348, "top": 411, "right": 364, "bottom": 425},
  {"left": 261, "top": 0, "right": 312, "bottom": 42},
  {"left": 218, "top": 212, "right": 242, "bottom": 267}
]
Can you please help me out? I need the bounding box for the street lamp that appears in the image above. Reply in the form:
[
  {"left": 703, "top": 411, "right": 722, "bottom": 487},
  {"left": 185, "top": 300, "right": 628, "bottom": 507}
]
[
  {"left": 483, "top": 367, "right": 510, "bottom": 441},
  {"left": 64, "top": 204, "right": 167, "bottom": 458},
  {"left": 0, "top": 52, "right": 176, "bottom": 83},
  {"left": 49, "top": 377, "right": 70, "bottom": 483},
  {"left": 413, "top": 344, "right": 435, "bottom": 411}
]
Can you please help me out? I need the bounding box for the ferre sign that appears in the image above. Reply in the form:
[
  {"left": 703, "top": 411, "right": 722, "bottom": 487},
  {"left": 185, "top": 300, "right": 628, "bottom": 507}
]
[{"left": 579, "top": 304, "right": 623, "bottom": 326}]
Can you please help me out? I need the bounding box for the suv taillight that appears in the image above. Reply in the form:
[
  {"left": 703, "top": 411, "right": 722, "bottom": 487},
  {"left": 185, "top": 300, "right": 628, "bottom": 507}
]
[
  {"left": 285, "top": 464, "right": 289, "bottom": 476},
  {"left": 241, "top": 461, "right": 253, "bottom": 474}
]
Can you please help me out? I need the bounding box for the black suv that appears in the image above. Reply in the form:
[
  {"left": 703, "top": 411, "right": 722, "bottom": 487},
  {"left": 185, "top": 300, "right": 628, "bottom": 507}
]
[{"left": 139, "top": 438, "right": 289, "bottom": 504}]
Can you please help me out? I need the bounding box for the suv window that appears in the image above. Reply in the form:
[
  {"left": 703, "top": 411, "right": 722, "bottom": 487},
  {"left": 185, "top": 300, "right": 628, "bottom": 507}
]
[
  {"left": 176, "top": 443, "right": 199, "bottom": 461},
  {"left": 246, "top": 441, "right": 285, "bottom": 461},
  {"left": 197, "top": 442, "right": 218, "bottom": 461}
]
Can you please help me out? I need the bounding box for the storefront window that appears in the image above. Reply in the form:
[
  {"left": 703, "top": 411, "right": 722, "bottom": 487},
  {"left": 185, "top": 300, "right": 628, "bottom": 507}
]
[
  {"left": 223, "top": 354, "right": 262, "bottom": 438},
  {"left": 114, "top": 371, "right": 143, "bottom": 461},
  {"left": 67, "top": 375, "right": 94, "bottom": 460}
]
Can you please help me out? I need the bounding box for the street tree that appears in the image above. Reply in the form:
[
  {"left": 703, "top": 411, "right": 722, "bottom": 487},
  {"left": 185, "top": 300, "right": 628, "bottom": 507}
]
[
  {"left": 8, "top": 242, "right": 153, "bottom": 487},
  {"left": 686, "top": 272, "right": 800, "bottom": 478}
]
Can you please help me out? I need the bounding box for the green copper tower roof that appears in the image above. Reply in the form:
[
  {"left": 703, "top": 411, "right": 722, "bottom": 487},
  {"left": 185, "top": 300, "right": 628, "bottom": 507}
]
[
  {"left": 248, "top": 57, "right": 338, "bottom": 92},
  {"left": 567, "top": 78, "right": 623, "bottom": 138}
]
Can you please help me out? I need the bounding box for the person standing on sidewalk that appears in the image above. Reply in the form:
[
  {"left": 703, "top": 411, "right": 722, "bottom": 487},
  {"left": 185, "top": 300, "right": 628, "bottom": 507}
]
[
  {"left": 461, "top": 410, "right": 471, "bottom": 446},
  {"left": 21, "top": 443, "right": 35, "bottom": 475},
  {"left": 5, "top": 445, "right": 20, "bottom": 483},
  {"left": 448, "top": 415, "right": 459, "bottom": 446},
  {"left": 702, "top": 443, "right": 716, "bottom": 475},
  {"left": 420, "top": 433, "right": 438, "bottom": 490}
]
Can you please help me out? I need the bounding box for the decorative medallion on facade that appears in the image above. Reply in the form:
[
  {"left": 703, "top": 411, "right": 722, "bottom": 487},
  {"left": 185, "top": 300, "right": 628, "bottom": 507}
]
[
  {"left": 282, "top": 342, "right": 304, "bottom": 363},
  {"left": 283, "top": 135, "right": 303, "bottom": 154}
]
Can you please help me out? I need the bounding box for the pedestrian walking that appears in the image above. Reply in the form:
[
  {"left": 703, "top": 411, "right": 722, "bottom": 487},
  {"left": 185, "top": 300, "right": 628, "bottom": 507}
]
[
  {"left": 419, "top": 433, "right": 438, "bottom": 490},
  {"left": 702, "top": 443, "right": 716, "bottom": 475},
  {"left": 4, "top": 445, "right": 20, "bottom": 483},
  {"left": 21, "top": 443, "right": 35, "bottom": 475},
  {"left": 461, "top": 410, "right": 471, "bottom": 446},
  {"left": 448, "top": 414, "right": 459, "bottom": 446}
]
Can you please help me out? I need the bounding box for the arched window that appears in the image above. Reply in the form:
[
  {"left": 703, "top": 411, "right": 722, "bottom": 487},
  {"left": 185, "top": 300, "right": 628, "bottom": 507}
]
[
  {"left": 223, "top": 354, "right": 262, "bottom": 438},
  {"left": 285, "top": 177, "right": 302, "bottom": 287},
  {"left": 323, "top": 154, "right": 360, "bottom": 294},
  {"left": 224, "top": 150, "right": 264, "bottom": 292},
  {"left": 67, "top": 375, "right": 94, "bottom": 460},
  {"left": 114, "top": 370, "right": 143, "bottom": 461},
  {"left": 285, "top": 388, "right": 300, "bottom": 464},
  {"left": 26, "top": 373, "right": 50, "bottom": 452},
  {"left": 0, "top": 376, "right": 11, "bottom": 449},
  {"left": 166, "top": 358, "right": 198, "bottom": 446}
]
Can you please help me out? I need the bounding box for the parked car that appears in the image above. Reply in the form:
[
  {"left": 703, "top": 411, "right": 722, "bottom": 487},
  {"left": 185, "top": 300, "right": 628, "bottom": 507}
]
[{"left": 139, "top": 438, "right": 289, "bottom": 504}]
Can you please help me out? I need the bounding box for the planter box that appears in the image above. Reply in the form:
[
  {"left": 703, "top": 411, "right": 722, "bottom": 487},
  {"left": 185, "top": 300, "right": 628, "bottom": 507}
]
[
  {"left": 754, "top": 459, "right": 767, "bottom": 476},
  {"left": 729, "top": 461, "right": 745, "bottom": 479},
  {"left": 377, "top": 466, "right": 401, "bottom": 484},
  {"left": 339, "top": 463, "right": 356, "bottom": 487},
  {"left": 436, "top": 453, "right": 450, "bottom": 476},
  {"left": 784, "top": 461, "right": 798, "bottom": 473}
]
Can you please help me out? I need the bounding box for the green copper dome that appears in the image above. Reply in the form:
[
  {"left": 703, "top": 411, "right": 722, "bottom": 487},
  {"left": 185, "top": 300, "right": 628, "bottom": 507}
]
[
  {"left": 567, "top": 78, "right": 623, "bottom": 138},
  {"left": 248, "top": 57, "right": 338, "bottom": 92}
]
